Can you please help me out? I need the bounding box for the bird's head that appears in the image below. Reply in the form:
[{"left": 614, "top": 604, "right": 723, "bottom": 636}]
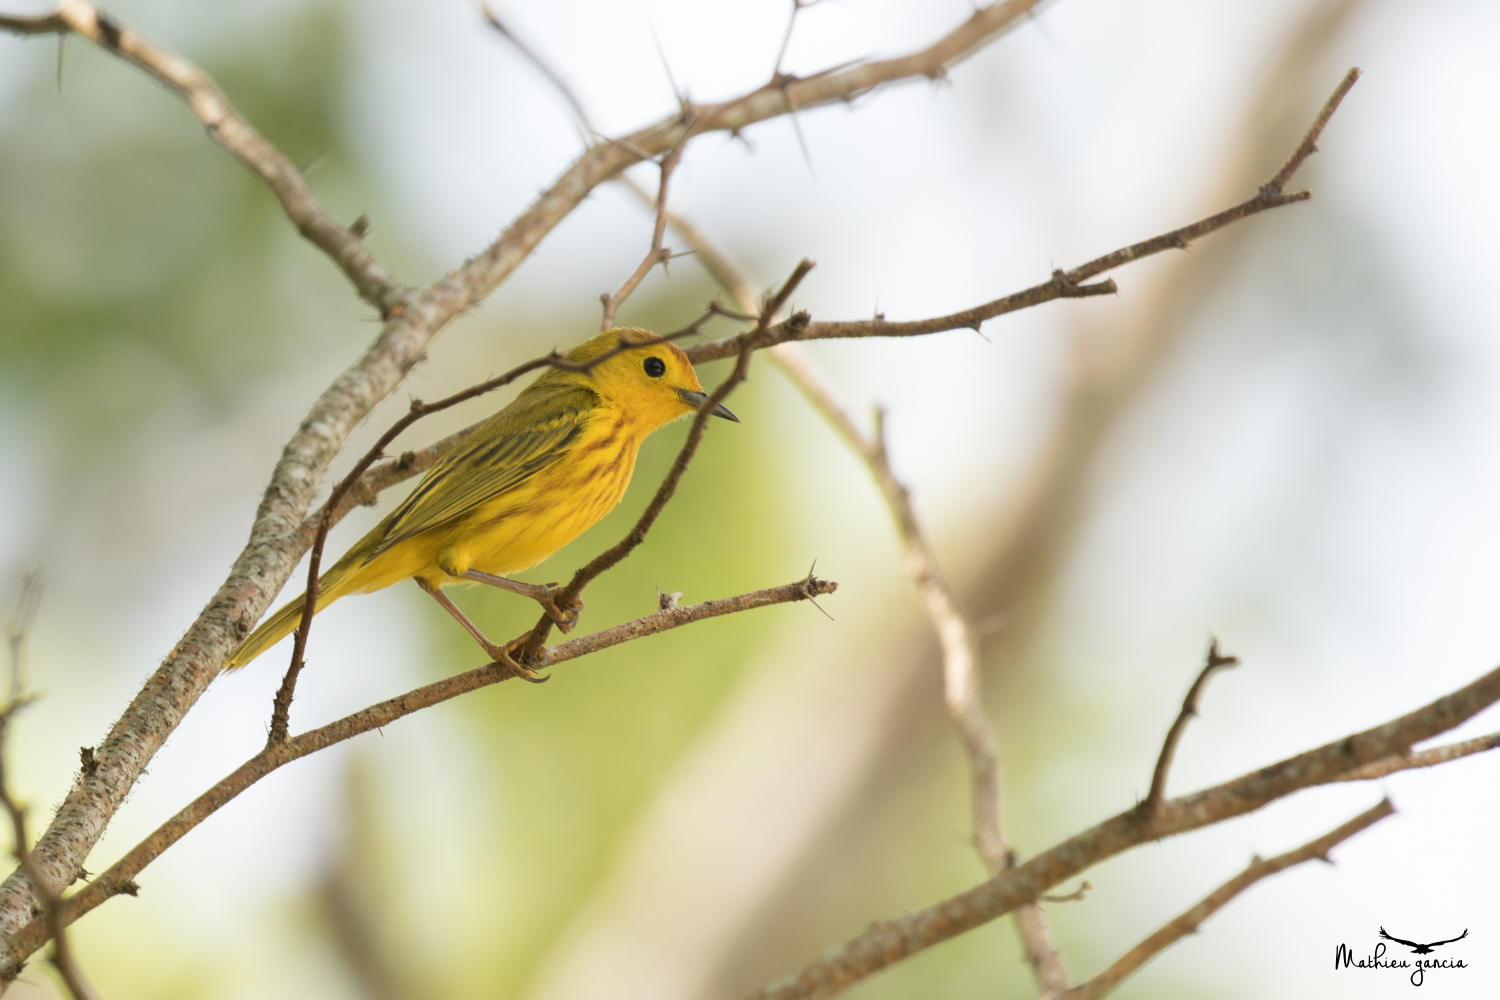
[{"left": 565, "top": 327, "right": 739, "bottom": 428}]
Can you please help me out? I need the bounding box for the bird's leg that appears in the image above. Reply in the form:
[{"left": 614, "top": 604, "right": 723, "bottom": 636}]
[
  {"left": 457, "top": 569, "right": 584, "bottom": 634},
  {"left": 415, "top": 579, "right": 548, "bottom": 683}
]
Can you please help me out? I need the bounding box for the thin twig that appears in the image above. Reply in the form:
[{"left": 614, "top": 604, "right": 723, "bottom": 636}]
[
  {"left": 688, "top": 68, "right": 1362, "bottom": 366},
  {"left": 1331, "top": 730, "right": 1500, "bottom": 783},
  {"left": 1, "top": 574, "right": 836, "bottom": 967},
  {"left": 739, "top": 653, "right": 1500, "bottom": 1000},
  {"left": 479, "top": 4, "right": 594, "bottom": 128},
  {"left": 1263, "top": 67, "right": 1360, "bottom": 194},
  {"left": 0, "top": 581, "right": 100, "bottom": 999},
  {"left": 1062, "top": 799, "right": 1394, "bottom": 1000},
  {"left": 0, "top": 0, "right": 402, "bottom": 313},
  {"left": 1142, "top": 638, "right": 1240, "bottom": 815},
  {"left": 784, "top": 353, "right": 1076, "bottom": 994},
  {"left": 599, "top": 110, "right": 705, "bottom": 330},
  {"left": 4, "top": 573, "right": 40, "bottom": 703}
]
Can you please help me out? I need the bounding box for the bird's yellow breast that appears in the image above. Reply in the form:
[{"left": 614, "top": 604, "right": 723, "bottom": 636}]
[{"left": 348, "top": 405, "right": 643, "bottom": 594}]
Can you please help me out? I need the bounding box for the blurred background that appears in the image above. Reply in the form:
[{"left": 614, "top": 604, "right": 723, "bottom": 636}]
[{"left": 1, "top": 0, "right": 1498, "bottom": 997}]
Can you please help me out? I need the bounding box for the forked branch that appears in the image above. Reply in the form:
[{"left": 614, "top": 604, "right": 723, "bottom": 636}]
[
  {"left": 1, "top": 574, "right": 837, "bottom": 970},
  {"left": 688, "top": 69, "right": 1362, "bottom": 365},
  {"left": 1062, "top": 799, "right": 1394, "bottom": 1000},
  {"left": 741, "top": 654, "right": 1500, "bottom": 1000}
]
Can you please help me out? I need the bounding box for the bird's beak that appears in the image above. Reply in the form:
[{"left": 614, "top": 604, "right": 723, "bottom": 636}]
[{"left": 677, "top": 389, "right": 740, "bottom": 423}]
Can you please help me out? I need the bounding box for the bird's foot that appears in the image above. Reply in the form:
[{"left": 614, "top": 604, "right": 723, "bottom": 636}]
[
  {"left": 535, "top": 583, "right": 584, "bottom": 634},
  {"left": 489, "top": 635, "right": 550, "bottom": 684}
]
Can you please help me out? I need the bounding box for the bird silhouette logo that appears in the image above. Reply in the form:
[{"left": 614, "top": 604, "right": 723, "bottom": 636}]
[{"left": 1378, "top": 927, "right": 1469, "bottom": 955}]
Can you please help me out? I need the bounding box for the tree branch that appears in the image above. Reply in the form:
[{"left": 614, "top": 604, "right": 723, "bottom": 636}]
[
  {"left": 0, "top": 574, "right": 836, "bottom": 971},
  {"left": 687, "top": 68, "right": 1361, "bottom": 366},
  {"left": 311, "top": 66, "right": 1351, "bottom": 563},
  {"left": 1331, "top": 730, "right": 1500, "bottom": 783},
  {"left": 742, "top": 656, "right": 1500, "bottom": 1000},
  {"left": 645, "top": 189, "right": 1073, "bottom": 994},
  {"left": 1061, "top": 799, "right": 1394, "bottom": 1000},
  {"left": 1142, "top": 638, "right": 1240, "bottom": 815},
  {"left": 280, "top": 55, "right": 1361, "bottom": 575},
  {"left": 0, "top": 0, "right": 403, "bottom": 313}
]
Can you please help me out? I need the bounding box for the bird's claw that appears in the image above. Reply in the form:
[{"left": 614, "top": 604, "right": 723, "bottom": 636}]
[
  {"left": 537, "top": 585, "right": 584, "bottom": 634},
  {"left": 493, "top": 637, "right": 550, "bottom": 683}
]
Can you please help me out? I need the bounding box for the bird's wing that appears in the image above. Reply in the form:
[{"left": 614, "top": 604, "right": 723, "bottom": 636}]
[
  {"left": 1380, "top": 929, "right": 1422, "bottom": 948},
  {"left": 371, "top": 395, "right": 592, "bottom": 553},
  {"left": 1427, "top": 930, "right": 1469, "bottom": 948}
]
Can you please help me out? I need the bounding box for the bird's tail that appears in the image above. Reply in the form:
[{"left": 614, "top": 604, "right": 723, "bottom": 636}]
[{"left": 222, "top": 554, "right": 367, "bottom": 671}]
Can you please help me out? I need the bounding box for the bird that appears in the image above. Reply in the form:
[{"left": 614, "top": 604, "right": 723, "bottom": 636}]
[
  {"left": 1378, "top": 928, "right": 1469, "bottom": 954},
  {"left": 223, "top": 327, "right": 738, "bottom": 677}
]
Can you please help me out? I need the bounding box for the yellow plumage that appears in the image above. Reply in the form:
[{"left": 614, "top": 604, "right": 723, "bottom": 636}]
[{"left": 224, "top": 328, "right": 736, "bottom": 672}]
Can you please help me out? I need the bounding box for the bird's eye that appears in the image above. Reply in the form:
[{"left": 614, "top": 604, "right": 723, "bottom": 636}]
[{"left": 643, "top": 356, "right": 666, "bottom": 378}]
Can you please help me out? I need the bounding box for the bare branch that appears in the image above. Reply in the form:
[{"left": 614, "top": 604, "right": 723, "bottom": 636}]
[
  {"left": 4, "top": 573, "right": 40, "bottom": 704},
  {"left": 741, "top": 657, "right": 1500, "bottom": 1000},
  {"left": 643, "top": 168, "right": 1077, "bottom": 996},
  {"left": 1331, "top": 730, "right": 1500, "bottom": 783},
  {"left": 1264, "top": 66, "right": 1361, "bottom": 194},
  {"left": 599, "top": 108, "right": 707, "bottom": 330},
  {"left": 0, "top": 573, "right": 836, "bottom": 968},
  {"left": 479, "top": 4, "right": 594, "bottom": 129},
  {"left": 294, "top": 64, "right": 1353, "bottom": 560},
  {"left": 688, "top": 68, "right": 1362, "bottom": 365},
  {"left": 0, "top": 0, "right": 402, "bottom": 312},
  {"left": 1039, "top": 882, "right": 1090, "bottom": 904},
  {"left": 0, "top": 11, "right": 65, "bottom": 34},
  {"left": 1062, "top": 799, "right": 1393, "bottom": 1000},
  {"left": 1142, "top": 638, "right": 1240, "bottom": 815}
]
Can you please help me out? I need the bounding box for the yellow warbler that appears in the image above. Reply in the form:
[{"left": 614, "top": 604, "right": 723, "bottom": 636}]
[{"left": 224, "top": 328, "right": 737, "bottom": 675}]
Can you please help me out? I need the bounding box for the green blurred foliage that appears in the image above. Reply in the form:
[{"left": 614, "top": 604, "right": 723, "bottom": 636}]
[{"left": 0, "top": 3, "right": 373, "bottom": 475}]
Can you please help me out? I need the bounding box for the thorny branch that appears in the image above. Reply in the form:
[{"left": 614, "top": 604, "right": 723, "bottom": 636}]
[
  {"left": 1, "top": 574, "right": 837, "bottom": 971},
  {"left": 1061, "top": 799, "right": 1395, "bottom": 1000},
  {"left": 646, "top": 189, "right": 1072, "bottom": 992},
  {"left": 280, "top": 69, "right": 1357, "bottom": 574},
  {"left": 1334, "top": 729, "right": 1500, "bottom": 782},
  {"left": 0, "top": 1, "right": 1052, "bottom": 953},
  {"left": 1142, "top": 638, "right": 1240, "bottom": 815},
  {"left": 688, "top": 69, "right": 1362, "bottom": 366},
  {"left": 742, "top": 652, "right": 1500, "bottom": 1000},
  {"left": 773, "top": 353, "right": 1074, "bottom": 994},
  {"left": 0, "top": 0, "right": 401, "bottom": 313}
]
